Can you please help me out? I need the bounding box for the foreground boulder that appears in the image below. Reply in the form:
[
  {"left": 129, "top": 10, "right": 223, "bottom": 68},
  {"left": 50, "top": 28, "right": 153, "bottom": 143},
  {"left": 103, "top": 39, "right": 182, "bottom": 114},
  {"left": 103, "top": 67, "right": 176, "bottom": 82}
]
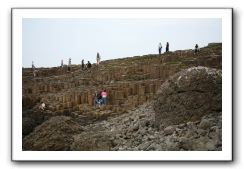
[
  {"left": 23, "top": 116, "right": 83, "bottom": 151},
  {"left": 154, "top": 66, "right": 222, "bottom": 128},
  {"left": 22, "top": 117, "right": 36, "bottom": 136}
]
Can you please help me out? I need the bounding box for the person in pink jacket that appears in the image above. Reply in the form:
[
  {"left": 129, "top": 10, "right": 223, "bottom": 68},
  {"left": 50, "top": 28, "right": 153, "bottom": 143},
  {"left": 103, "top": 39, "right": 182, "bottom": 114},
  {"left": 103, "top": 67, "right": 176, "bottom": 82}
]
[{"left": 101, "top": 89, "right": 108, "bottom": 105}]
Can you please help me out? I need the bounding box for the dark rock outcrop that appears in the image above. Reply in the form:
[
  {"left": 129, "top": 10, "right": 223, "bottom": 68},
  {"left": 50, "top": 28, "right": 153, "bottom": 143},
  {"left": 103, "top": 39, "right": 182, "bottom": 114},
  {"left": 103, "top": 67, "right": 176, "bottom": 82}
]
[
  {"left": 23, "top": 116, "right": 83, "bottom": 151},
  {"left": 154, "top": 66, "right": 222, "bottom": 128},
  {"left": 22, "top": 117, "right": 36, "bottom": 136}
]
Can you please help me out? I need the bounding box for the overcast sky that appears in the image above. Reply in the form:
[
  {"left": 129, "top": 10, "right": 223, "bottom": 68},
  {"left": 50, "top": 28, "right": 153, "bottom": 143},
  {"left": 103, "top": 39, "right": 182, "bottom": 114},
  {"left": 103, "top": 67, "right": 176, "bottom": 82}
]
[{"left": 22, "top": 18, "right": 221, "bottom": 68}]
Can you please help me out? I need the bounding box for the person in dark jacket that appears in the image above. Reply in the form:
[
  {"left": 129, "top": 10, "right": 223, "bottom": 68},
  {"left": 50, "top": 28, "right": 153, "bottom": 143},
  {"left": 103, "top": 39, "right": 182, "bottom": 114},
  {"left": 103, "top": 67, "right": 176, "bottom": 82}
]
[
  {"left": 166, "top": 42, "right": 169, "bottom": 52},
  {"left": 81, "top": 59, "right": 85, "bottom": 70},
  {"left": 194, "top": 44, "right": 199, "bottom": 54},
  {"left": 87, "top": 61, "right": 92, "bottom": 69}
]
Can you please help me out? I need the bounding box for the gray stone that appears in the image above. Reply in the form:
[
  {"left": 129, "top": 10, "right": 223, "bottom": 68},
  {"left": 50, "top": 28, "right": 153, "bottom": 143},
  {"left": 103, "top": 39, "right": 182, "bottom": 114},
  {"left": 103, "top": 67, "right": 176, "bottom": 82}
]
[
  {"left": 139, "top": 128, "right": 147, "bottom": 135},
  {"left": 178, "top": 123, "right": 186, "bottom": 128},
  {"left": 140, "top": 119, "right": 151, "bottom": 127},
  {"left": 179, "top": 137, "right": 193, "bottom": 150},
  {"left": 132, "top": 123, "right": 139, "bottom": 131},
  {"left": 146, "top": 143, "right": 161, "bottom": 151},
  {"left": 138, "top": 142, "right": 151, "bottom": 150},
  {"left": 206, "top": 140, "right": 216, "bottom": 151},
  {"left": 197, "top": 128, "right": 208, "bottom": 136},
  {"left": 164, "top": 126, "right": 176, "bottom": 135},
  {"left": 199, "top": 119, "right": 211, "bottom": 129}
]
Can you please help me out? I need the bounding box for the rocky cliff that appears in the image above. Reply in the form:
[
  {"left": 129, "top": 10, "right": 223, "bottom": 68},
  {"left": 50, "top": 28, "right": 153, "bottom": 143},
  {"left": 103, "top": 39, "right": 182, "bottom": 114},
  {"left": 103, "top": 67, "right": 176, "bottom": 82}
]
[{"left": 22, "top": 43, "right": 222, "bottom": 151}]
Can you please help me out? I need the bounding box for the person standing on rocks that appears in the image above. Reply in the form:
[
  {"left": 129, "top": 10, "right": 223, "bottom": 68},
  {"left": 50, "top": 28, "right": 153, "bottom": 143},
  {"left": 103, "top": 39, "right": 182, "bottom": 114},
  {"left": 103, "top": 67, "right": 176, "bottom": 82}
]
[
  {"left": 68, "top": 58, "right": 71, "bottom": 72},
  {"left": 32, "top": 61, "right": 37, "bottom": 78},
  {"left": 96, "top": 52, "right": 101, "bottom": 65},
  {"left": 81, "top": 59, "right": 85, "bottom": 70},
  {"left": 32, "top": 61, "right": 35, "bottom": 70},
  {"left": 158, "top": 42, "right": 162, "bottom": 55},
  {"left": 194, "top": 44, "right": 199, "bottom": 54},
  {"left": 87, "top": 61, "right": 92, "bottom": 69},
  {"left": 61, "top": 59, "right": 63, "bottom": 68},
  {"left": 69, "top": 57, "right": 71, "bottom": 65},
  {"left": 93, "top": 91, "right": 98, "bottom": 108},
  {"left": 101, "top": 89, "right": 108, "bottom": 105},
  {"left": 166, "top": 42, "right": 169, "bottom": 52},
  {"left": 94, "top": 91, "right": 102, "bottom": 108}
]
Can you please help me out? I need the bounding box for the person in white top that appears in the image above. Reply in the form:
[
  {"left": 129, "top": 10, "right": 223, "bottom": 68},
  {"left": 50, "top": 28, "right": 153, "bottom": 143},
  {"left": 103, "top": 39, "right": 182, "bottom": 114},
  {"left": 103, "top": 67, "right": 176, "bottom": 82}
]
[
  {"left": 33, "top": 70, "right": 38, "bottom": 77},
  {"left": 32, "top": 61, "right": 35, "bottom": 70},
  {"left": 39, "top": 102, "right": 46, "bottom": 110},
  {"left": 61, "top": 59, "right": 63, "bottom": 67},
  {"left": 96, "top": 52, "right": 101, "bottom": 65},
  {"left": 158, "top": 42, "right": 162, "bottom": 55}
]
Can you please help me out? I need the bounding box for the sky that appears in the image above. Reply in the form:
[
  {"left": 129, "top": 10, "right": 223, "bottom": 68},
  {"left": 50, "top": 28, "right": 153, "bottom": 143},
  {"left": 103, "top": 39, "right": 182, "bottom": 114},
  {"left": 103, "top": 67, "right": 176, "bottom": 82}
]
[{"left": 22, "top": 18, "right": 222, "bottom": 68}]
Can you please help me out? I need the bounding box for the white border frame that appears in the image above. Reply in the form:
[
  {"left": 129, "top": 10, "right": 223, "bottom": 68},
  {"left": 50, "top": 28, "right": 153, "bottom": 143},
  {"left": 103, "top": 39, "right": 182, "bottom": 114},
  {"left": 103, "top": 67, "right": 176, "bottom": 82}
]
[{"left": 12, "top": 8, "right": 232, "bottom": 161}]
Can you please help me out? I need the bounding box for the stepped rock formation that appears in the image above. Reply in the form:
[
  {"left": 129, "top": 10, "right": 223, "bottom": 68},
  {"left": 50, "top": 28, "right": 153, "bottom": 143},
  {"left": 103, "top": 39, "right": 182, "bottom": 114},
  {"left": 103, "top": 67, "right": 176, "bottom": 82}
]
[{"left": 22, "top": 43, "right": 222, "bottom": 151}]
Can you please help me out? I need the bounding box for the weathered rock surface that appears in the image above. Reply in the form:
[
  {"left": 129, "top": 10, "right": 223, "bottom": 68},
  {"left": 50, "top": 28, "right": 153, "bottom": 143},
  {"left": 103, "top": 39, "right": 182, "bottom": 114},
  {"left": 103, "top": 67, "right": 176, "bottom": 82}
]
[
  {"left": 22, "top": 117, "right": 36, "bottom": 136},
  {"left": 23, "top": 85, "right": 222, "bottom": 151},
  {"left": 23, "top": 116, "right": 83, "bottom": 151},
  {"left": 67, "top": 101, "right": 222, "bottom": 151},
  {"left": 154, "top": 66, "right": 222, "bottom": 128}
]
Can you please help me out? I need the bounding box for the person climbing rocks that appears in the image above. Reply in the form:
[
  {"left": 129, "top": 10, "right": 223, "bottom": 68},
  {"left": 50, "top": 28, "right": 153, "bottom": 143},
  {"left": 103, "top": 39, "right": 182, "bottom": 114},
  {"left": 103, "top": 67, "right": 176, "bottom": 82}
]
[
  {"left": 166, "top": 42, "right": 169, "bottom": 52},
  {"left": 101, "top": 89, "right": 108, "bottom": 105},
  {"left": 39, "top": 102, "right": 46, "bottom": 111},
  {"left": 194, "top": 44, "right": 199, "bottom": 54},
  {"left": 158, "top": 42, "right": 162, "bottom": 55},
  {"left": 87, "top": 61, "right": 92, "bottom": 69},
  {"left": 96, "top": 52, "right": 101, "bottom": 65},
  {"left": 94, "top": 91, "right": 102, "bottom": 108}
]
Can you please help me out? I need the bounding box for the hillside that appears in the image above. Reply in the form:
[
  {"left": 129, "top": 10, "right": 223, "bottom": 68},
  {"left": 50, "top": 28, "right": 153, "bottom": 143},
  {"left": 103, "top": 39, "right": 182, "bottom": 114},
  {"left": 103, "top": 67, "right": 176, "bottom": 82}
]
[{"left": 22, "top": 43, "right": 222, "bottom": 151}]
